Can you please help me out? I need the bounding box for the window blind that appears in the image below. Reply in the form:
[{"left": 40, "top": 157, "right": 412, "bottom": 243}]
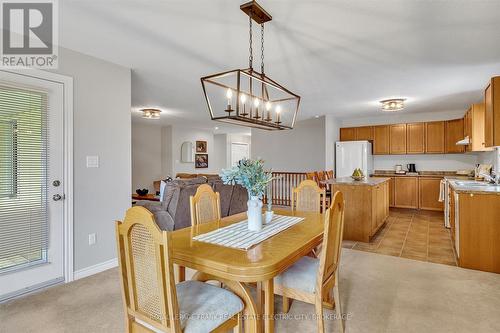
[{"left": 0, "top": 84, "right": 49, "bottom": 273}]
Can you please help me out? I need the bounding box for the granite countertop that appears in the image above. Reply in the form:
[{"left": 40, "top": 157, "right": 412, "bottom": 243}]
[
  {"left": 372, "top": 170, "right": 474, "bottom": 178},
  {"left": 324, "top": 176, "right": 390, "bottom": 186},
  {"left": 446, "top": 178, "right": 500, "bottom": 195}
]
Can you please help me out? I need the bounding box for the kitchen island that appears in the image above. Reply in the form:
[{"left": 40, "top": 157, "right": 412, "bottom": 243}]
[{"left": 324, "top": 177, "right": 390, "bottom": 242}]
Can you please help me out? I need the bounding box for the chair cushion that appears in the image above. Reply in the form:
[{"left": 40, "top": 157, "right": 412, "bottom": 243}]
[
  {"left": 274, "top": 256, "right": 319, "bottom": 293},
  {"left": 176, "top": 280, "right": 243, "bottom": 333}
]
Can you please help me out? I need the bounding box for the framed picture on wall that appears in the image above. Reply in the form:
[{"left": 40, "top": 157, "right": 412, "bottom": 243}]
[
  {"left": 196, "top": 140, "right": 207, "bottom": 153},
  {"left": 195, "top": 154, "right": 208, "bottom": 168}
]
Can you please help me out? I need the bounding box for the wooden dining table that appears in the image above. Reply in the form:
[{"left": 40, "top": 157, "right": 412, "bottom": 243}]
[{"left": 170, "top": 208, "right": 325, "bottom": 333}]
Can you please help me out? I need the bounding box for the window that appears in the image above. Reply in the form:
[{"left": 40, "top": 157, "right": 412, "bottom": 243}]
[{"left": 0, "top": 84, "right": 48, "bottom": 272}]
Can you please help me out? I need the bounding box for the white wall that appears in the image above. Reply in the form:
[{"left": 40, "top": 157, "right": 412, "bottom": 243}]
[
  {"left": 325, "top": 115, "right": 341, "bottom": 171},
  {"left": 341, "top": 110, "right": 480, "bottom": 171},
  {"left": 52, "top": 48, "right": 131, "bottom": 272},
  {"left": 132, "top": 124, "right": 163, "bottom": 193},
  {"left": 251, "top": 117, "right": 326, "bottom": 172},
  {"left": 171, "top": 126, "right": 218, "bottom": 175},
  {"left": 213, "top": 134, "right": 228, "bottom": 172},
  {"left": 477, "top": 148, "right": 500, "bottom": 173}
]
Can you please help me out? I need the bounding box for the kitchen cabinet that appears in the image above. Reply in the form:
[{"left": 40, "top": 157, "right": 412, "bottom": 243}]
[
  {"left": 389, "top": 124, "right": 407, "bottom": 154},
  {"left": 465, "top": 103, "right": 489, "bottom": 152},
  {"left": 373, "top": 182, "right": 389, "bottom": 232},
  {"left": 406, "top": 123, "right": 425, "bottom": 154},
  {"left": 458, "top": 192, "right": 500, "bottom": 274},
  {"left": 484, "top": 76, "right": 500, "bottom": 147},
  {"left": 449, "top": 188, "right": 456, "bottom": 249},
  {"left": 418, "top": 177, "right": 444, "bottom": 211},
  {"left": 445, "top": 118, "right": 465, "bottom": 153},
  {"left": 425, "top": 121, "right": 445, "bottom": 153},
  {"left": 373, "top": 125, "right": 390, "bottom": 155},
  {"left": 355, "top": 126, "right": 374, "bottom": 141},
  {"left": 340, "top": 127, "right": 356, "bottom": 141},
  {"left": 372, "top": 176, "right": 395, "bottom": 207},
  {"left": 394, "top": 177, "right": 418, "bottom": 209}
]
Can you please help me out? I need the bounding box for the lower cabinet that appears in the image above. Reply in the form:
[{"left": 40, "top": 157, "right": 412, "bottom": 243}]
[
  {"left": 418, "top": 177, "right": 444, "bottom": 211},
  {"left": 394, "top": 177, "right": 419, "bottom": 209}
]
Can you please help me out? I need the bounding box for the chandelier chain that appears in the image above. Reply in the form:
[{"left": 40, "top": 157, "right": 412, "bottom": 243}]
[
  {"left": 260, "top": 23, "right": 265, "bottom": 73},
  {"left": 249, "top": 10, "right": 253, "bottom": 70}
]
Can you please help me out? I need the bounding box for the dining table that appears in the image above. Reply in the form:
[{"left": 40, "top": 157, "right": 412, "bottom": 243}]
[{"left": 170, "top": 208, "right": 325, "bottom": 333}]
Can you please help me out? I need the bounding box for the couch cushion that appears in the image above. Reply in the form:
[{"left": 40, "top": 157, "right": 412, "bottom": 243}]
[
  {"left": 274, "top": 256, "right": 319, "bottom": 293},
  {"left": 176, "top": 280, "right": 243, "bottom": 333},
  {"left": 211, "top": 180, "right": 234, "bottom": 217}
]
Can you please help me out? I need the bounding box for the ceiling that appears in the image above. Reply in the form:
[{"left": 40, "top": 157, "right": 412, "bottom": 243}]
[{"left": 60, "top": 0, "right": 500, "bottom": 131}]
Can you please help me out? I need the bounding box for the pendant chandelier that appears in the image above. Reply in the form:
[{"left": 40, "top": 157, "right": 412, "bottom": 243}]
[{"left": 201, "top": 1, "right": 300, "bottom": 130}]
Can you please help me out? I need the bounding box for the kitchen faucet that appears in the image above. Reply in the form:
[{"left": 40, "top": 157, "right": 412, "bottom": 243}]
[{"left": 480, "top": 171, "right": 500, "bottom": 185}]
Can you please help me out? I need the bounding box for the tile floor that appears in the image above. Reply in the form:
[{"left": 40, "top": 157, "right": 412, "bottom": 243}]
[{"left": 343, "top": 208, "right": 457, "bottom": 266}]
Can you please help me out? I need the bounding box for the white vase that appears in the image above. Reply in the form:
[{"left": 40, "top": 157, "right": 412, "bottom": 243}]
[{"left": 247, "top": 196, "right": 263, "bottom": 231}]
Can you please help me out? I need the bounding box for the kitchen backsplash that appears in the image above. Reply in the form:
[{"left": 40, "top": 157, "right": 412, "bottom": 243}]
[
  {"left": 373, "top": 153, "right": 479, "bottom": 172},
  {"left": 477, "top": 147, "right": 500, "bottom": 173}
]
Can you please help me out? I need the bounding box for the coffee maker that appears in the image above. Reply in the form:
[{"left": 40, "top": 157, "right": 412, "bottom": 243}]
[{"left": 407, "top": 163, "right": 417, "bottom": 173}]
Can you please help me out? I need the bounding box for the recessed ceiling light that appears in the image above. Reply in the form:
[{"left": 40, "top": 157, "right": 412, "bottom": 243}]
[
  {"left": 140, "top": 108, "right": 161, "bottom": 119},
  {"left": 315, "top": 115, "right": 320, "bottom": 118},
  {"left": 214, "top": 126, "right": 219, "bottom": 130},
  {"left": 380, "top": 98, "right": 406, "bottom": 112}
]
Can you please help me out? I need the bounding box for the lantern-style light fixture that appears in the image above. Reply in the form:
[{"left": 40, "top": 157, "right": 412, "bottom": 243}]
[{"left": 201, "top": 1, "right": 301, "bottom": 130}]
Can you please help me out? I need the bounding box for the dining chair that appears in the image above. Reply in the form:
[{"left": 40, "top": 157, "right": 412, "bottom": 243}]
[
  {"left": 291, "top": 179, "right": 326, "bottom": 213},
  {"left": 305, "top": 172, "right": 317, "bottom": 182},
  {"left": 189, "top": 184, "right": 221, "bottom": 226},
  {"left": 325, "top": 170, "right": 334, "bottom": 180},
  {"left": 116, "top": 206, "right": 244, "bottom": 333},
  {"left": 315, "top": 171, "right": 327, "bottom": 189},
  {"left": 274, "top": 191, "right": 346, "bottom": 333}
]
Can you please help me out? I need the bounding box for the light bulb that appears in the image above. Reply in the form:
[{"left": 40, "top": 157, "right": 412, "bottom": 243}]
[
  {"left": 265, "top": 101, "right": 272, "bottom": 111},
  {"left": 276, "top": 105, "right": 281, "bottom": 114},
  {"left": 240, "top": 94, "right": 247, "bottom": 103},
  {"left": 226, "top": 89, "right": 232, "bottom": 99},
  {"left": 253, "top": 98, "right": 260, "bottom": 107}
]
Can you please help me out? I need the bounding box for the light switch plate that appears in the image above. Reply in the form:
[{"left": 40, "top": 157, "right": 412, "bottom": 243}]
[
  {"left": 88, "top": 233, "right": 96, "bottom": 245},
  {"left": 86, "top": 155, "right": 99, "bottom": 168}
]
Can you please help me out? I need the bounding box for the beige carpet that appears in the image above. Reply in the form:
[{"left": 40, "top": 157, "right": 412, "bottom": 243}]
[{"left": 1, "top": 249, "right": 500, "bottom": 332}]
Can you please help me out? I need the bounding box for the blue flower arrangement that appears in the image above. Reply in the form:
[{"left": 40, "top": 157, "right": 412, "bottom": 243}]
[{"left": 220, "top": 158, "right": 273, "bottom": 199}]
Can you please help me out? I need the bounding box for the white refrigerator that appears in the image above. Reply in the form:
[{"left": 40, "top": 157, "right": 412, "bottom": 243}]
[{"left": 335, "top": 141, "right": 373, "bottom": 178}]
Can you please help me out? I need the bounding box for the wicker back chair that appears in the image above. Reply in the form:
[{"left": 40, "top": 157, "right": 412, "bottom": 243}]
[
  {"left": 116, "top": 207, "right": 244, "bottom": 333},
  {"left": 291, "top": 179, "right": 326, "bottom": 213},
  {"left": 189, "top": 184, "right": 221, "bottom": 226},
  {"left": 325, "top": 170, "right": 334, "bottom": 180},
  {"left": 274, "top": 191, "right": 346, "bottom": 333}
]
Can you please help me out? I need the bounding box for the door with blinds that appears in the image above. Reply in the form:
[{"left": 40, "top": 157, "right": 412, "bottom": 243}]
[{"left": 0, "top": 71, "right": 64, "bottom": 301}]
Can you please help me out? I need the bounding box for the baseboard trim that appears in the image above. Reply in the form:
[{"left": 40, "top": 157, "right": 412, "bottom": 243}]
[{"left": 73, "top": 258, "right": 118, "bottom": 280}]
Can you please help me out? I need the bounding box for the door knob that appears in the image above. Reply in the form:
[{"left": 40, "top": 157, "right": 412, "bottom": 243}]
[{"left": 53, "top": 194, "right": 63, "bottom": 201}]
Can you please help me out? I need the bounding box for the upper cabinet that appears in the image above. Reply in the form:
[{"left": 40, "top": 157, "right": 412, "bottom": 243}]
[
  {"left": 465, "top": 103, "right": 490, "bottom": 152},
  {"left": 445, "top": 118, "right": 465, "bottom": 153},
  {"left": 425, "top": 121, "right": 445, "bottom": 153},
  {"left": 373, "top": 125, "right": 390, "bottom": 155},
  {"left": 355, "top": 126, "right": 374, "bottom": 141},
  {"left": 485, "top": 76, "right": 500, "bottom": 147},
  {"left": 389, "top": 124, "right": 407, "bottom": 154},
  {"left": 406, "top": 123, "right": 425, "bottom": 154},
  {"left": 340, "top": 127, "right": 356, "bottom": 141}
]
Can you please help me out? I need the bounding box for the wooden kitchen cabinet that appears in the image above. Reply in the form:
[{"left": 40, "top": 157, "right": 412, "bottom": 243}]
[
  {"left": 390, "top": 124, "right": 407, "bottom": 154},
  {"left": 445, "top": 118, "right": 465, "bottom": 153},
  {"left": 425, "top": 121, "right": 445, "bottom": 153},
  {"left": 373, "top": 182, "right": 389, "bottom": 232},
  {"left": 458, "top": 192, "right": 500, "bottom": 274},
  {"left": 484, "top": 76, "right": 500, "bottom": 147},
  {"left": 355, "top": 126, "right": 374, "bottom": 141},
  {"left": 373, "top": 125, "right": 390, "bottom": 155},
  {"left": 394, "top": 177, "right": 418, "bottom": 209},
  {"left": 418, "top": 177, "right": 444, "bottom": 211},
  {"left": 406, "top": 123, "right": 425, "bottom": 154},
  {"left": 340, "top": 127, "right": 356, "bottom": 141}
]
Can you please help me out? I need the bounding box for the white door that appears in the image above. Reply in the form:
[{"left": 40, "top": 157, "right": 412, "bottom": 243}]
[
  {"left": 231, "top": 142, "right": 250, "bottom": 166},
  {"left": 0, "top": 70, "right": 65, "bottom": 301}
]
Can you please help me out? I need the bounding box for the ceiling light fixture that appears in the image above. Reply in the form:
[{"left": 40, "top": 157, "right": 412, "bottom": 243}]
[
  {"left": 200, "top": 1, "right": 300, "bottom": 130},
  {"left": 380, "top": 99, "right": 406, "bottom": 112},
  {"left": 141, "top": 108, "right": 161, "bottom": 119}
]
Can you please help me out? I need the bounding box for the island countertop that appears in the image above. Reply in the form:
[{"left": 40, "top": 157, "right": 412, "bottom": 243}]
[{"left": 323, "top": 176, "right": 390, "bottom": 186}]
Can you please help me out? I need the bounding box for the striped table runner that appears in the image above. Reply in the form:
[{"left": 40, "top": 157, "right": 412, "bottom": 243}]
[{"left": 193, "top": 214, "right": 305, "bottom": 250}]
